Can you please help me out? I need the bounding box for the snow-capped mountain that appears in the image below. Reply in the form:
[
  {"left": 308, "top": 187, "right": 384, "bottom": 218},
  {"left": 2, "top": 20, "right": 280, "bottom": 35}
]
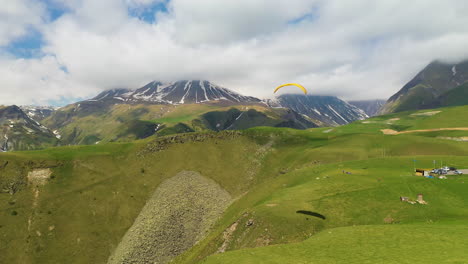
[
  {"left": 0, "top": 105, "right": 58, "bottom": 151},
  {"left": 20, "top": 105, "right": 58, "bottom": 122},
  {"left": 84, "top": 81, "right": 369, "bottom": 127},
  {"left": 91, "top": 80, "right": 260, "bottom": 105},
  {"left": 266, "top": 94, "right": 368, "bottom": 126}
]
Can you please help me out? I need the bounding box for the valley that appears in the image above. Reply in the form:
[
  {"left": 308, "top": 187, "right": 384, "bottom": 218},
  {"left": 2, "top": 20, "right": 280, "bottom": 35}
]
[
  {"left": 3, "top": 2, "right": 468, "bottom": 263},
  {"left": 1, "top": 105, "right": 468, "bottom": 263}
]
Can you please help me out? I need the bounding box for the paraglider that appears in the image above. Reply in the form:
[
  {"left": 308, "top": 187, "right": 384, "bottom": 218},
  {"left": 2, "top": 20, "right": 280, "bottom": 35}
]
[{"left": 273, "top": 83, "right": 307, "bottom": 94}]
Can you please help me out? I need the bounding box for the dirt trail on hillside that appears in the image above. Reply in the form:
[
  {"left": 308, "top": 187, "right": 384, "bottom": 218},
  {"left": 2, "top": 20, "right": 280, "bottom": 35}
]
[
  {"left": 438, "top": 136, "right": 468, "bottom": 141},
  {"left": 27, "top": 168, "right": 52, "bottom": 231},
  {"left": 410, "top": 111, "right": 441, "bottom": 116},
  {"left": 381, "top": 127, "right": 468, "bottom": 135}
]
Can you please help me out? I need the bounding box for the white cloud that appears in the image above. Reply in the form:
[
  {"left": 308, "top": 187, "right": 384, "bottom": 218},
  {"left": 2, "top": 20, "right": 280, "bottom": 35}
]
[
  {"left": 0, "top": 0, "right": 46, "bottom": 45},
  {"left": 2, "top": 0, "right": 468, "bottom": 105},
  {"left": 163, "top": 0, "right": 318, "bottom": 44},
  {"left": 53, "top": 0, "right": 130, "bottom": 33},
  {"left": 0, "top": 55, "right": 94, "bottom": 105}
]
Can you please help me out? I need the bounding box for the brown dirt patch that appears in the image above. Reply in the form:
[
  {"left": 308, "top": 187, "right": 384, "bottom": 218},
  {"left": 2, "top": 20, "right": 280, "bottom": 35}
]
[
  {"left": 380, "top": 129, "right": 398, "bottom": 135},
  {"left": 217, "top": 222, "right": 239, "bottom": 253},
  {"left": 410, "top": 111, "right": 441, "bottom": 116},
  {"left": 437, "top": 136, "right": 468, "bottom": 142},
  {"left": 386, "top": 118, "right": 400, "bottom": 124},
  {"left": 382, "top": 127, "right": 468, "bottom": 135},
  {"left": 27, "top": 168, "right": 52, "bottom": 185},
  {"left": 255, "top": 236, "right": 273, "bottom": 247}
]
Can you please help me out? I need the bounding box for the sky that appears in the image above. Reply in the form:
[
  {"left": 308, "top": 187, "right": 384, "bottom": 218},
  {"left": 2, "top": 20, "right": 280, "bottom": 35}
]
[{"left": 1, "top": 0, "right": 468, "bottom": 106}]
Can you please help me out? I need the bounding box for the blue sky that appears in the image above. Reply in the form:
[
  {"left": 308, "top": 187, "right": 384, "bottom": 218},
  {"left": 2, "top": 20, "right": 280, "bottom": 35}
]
[
  {"left": 4, "top": 28, "right": 44, "bottom": 58},
  {"left": 44, "top": 0, "right": 67, "bottom": 21},
  {"left": 128, "top": 1, "right": 168, "bottom": 24}
]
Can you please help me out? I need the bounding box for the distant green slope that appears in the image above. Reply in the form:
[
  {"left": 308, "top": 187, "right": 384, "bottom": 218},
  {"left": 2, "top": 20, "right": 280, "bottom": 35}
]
[
  {"left": 202, "top": 224, "right": 468, "bottom": 264},
  {"left": 337, "top": 105, "right": 468, "bottom": 135},
  {"left": 380, "top": 60, "right": 468, "bottom": 114},
  {"left": 425, "top": 82, "right": 468, "bottom": 108},
  {"left": 43, "top": 103, "right": 317, "bottom": 145}
]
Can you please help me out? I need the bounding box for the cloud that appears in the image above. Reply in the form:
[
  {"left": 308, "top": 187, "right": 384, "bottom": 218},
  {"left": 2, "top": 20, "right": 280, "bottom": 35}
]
[
  {"left": 163, "top": 0, "right": 318, "bottom": 44},
  {"left": 0, "top": 55, "right": 94, "bottom": 105},
  {"left": 0, "top": 0, "right": 46, "bottom": 45},
  {"left": 2, "top": 0, "right": 468, "bottom": 105}
]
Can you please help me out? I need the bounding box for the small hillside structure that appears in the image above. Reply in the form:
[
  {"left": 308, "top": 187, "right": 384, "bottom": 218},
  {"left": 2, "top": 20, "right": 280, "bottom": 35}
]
[
  {"left": 415, "top": 169, "right": 430, "bottom": 177},
  {"left": 417, "top": 194, "right": 427, "bottom": 204}
]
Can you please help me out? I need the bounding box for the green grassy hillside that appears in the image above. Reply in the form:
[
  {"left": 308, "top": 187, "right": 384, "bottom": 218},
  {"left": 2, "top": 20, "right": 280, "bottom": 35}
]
[
  {"left": 2, "top": 105, "right": 468, "bottom": 263},
  {"left": 337, "top": 105, "right": 468, "bottom": 135},
  {"left": 381, "top": 84, "right": 437, "bottom": 114},
  {"left": 172, "top": 129, "right": 468, "bottom": 264},
  {"left": 202, "top": 224, "right": 468, "bottom": 264},
  {"left": 0, "top": 132, "right": 265, "bottom": 263}
]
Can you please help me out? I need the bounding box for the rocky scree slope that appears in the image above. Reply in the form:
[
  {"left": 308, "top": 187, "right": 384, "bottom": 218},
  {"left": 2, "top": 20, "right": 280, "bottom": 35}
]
[{"left": 107, "top": 171, "right": 232, "bottom": 264}]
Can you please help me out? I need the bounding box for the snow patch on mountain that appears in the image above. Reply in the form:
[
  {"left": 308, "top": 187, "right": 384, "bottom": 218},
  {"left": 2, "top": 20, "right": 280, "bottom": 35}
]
[
  {"left": 20, "top": 105, "right": 58, "bottom": 122},
  {"left": 267, "top": 94, "right": 368, "bottom": 126},
  {"left": 92, "top": 80, "right": 260, "bottom": 105}
]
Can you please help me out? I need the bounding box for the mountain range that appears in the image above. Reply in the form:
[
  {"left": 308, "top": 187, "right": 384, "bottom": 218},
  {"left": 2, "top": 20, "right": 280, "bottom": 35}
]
[
  {"left": 38, "top": 80, "right": 372, "bottom": 146},
  {"left": 11, "top": 58, "right": 468, "bottom": 152},
  {"left": 5, "top": 57, "right": 468, "bottom": 151},
  {"left": 1, "top": 80, "right": 382, "bottom": 151},
  {"left": 87, "top": 80, "right": 370, "bottom": 127}
]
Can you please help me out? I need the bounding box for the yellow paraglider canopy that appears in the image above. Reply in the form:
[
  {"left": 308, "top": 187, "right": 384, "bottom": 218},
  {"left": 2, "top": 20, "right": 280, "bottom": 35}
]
[{"left": 274, "top": 83, "right": 307, "bottom": 94}]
